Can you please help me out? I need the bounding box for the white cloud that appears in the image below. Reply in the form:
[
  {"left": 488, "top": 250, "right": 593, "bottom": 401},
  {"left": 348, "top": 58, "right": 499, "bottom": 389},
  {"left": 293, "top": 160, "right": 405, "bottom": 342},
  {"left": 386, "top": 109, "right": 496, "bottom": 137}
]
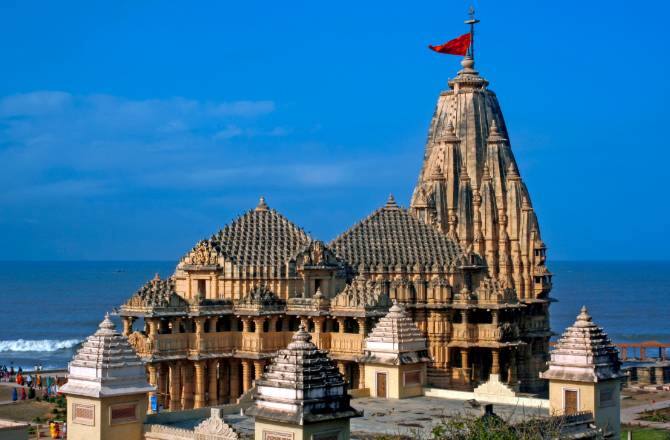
[
  {"left": 0, "top": 91, "right": 73, "bottom": 117},
  {"left": 0, "top": 91, "right": 364, "bottom": 202}
]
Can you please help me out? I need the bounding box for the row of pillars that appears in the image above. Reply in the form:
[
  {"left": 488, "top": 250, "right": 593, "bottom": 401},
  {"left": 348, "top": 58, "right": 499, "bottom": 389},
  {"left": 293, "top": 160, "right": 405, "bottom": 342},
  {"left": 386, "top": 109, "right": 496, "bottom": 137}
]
[
  {"left": 123, "top": 315, "right": 370, "bottom": 338},
  {"left": 147, "top": 357, "right": 267, "bottom": 411},
  {"left": 431, "top": 347, "right": 517, "bottom": 387}
]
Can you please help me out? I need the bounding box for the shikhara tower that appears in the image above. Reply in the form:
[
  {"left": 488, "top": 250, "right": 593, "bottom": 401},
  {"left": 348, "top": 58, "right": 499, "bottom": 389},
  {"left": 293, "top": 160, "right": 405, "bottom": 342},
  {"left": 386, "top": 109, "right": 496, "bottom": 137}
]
[
  {"left": 411, "top": 55, "right": 551, "bottom": 299},
  {"left": 411, "top": 15, "right": 552, "bottom": 389}
]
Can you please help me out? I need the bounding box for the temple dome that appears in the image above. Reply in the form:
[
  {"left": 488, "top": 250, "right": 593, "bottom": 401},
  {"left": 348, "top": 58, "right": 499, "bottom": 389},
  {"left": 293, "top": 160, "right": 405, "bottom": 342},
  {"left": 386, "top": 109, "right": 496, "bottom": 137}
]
[
  {"left": 247, "top": 325, "right": 361, "bottom": 425},
  {"left": 540, "top": 306, "right": 625, "bottom": 383},
  {"left": 60, "top": 314, "right": 155, "bottom": 398}
]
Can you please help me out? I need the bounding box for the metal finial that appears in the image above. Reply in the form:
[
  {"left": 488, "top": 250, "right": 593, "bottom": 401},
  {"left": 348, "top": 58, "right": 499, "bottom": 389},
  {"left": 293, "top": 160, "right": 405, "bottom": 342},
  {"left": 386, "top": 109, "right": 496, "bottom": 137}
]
[{"left": 464, "top": 6, "right": 480, "bottom": 60}]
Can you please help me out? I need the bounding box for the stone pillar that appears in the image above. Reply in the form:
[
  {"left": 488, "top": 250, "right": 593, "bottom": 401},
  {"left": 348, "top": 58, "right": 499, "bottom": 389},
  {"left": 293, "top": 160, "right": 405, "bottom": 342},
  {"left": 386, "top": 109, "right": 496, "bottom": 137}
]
[
  {"left": 194, "top": 360, "right": 206, "bottom": 409},
  {"left": 461, "top": 349, "right": 471, "bottom": 384},
  {"left": 147, "top": 363, "right": 157, "bottom": 387},
  {"left": 219, "top": 360, "right": 229, "bottom": 403},
  {"left": 254, "top": 317, "right": 265, "bottom": 333},
  {"left": 358, "top": 363, "right": 365, "bottom": 389},
  {"left": 180, "top": 361, "right": 194, "bottom": 410},
  {"left": 168, "top": 362, "right": 181, "bottom": 411},
  {"left": 269, "top": 316, "right": 278, "bottom": 333},
  {"left": 229, "top": 360, "right": 240, "bottom": 401},
  {"left": 208, "top": 359, "right": 218, "bottom": 406},
  {"left": 156, "top": 363, "right": 166, "bottom": 408},
  {"left": 209, "top": 317, "right": 218, "bottom": 333},
  {"left": 337, "top": 361, "right": 347, "bottom": 377},
  {"left": 313, "top": 317, "right": 324, "bottom": 335},
  {"left": 299, "top": 316, "right": 309, "bottom": 329},
  {"left": 337, "top": 317, "right": 346, "bottom": 334},
  {"left": 242, "top": 359, "right": 252, "bottom": 393},
  {"left": 194, "top": 317, "right": 205, "bottom": 353},
  {"left": 492, "top": 310, "right": 499, "bottom": 326},
  {"left": 491, "top": 348, "right": 500, "bottom": 375},
  {"left": 253, "top": 360, "right": 265, "bottom": 382},
  {"left": 242, "top": 318, "right": 251, "bottom": 333},
  {"left": 122, "top": 317, "right": 135, "bottom": 336},
  {"left": 461, "top": 310, "right": 469, "bottom": 325},
  {"left": 357, "top": 317, "right": 367, "bottom": 336},
  {"left": 148, "top": 318, "right": 159, "bottom": 338},
  {"left": 508, "top": 349, "right": 518, "bottom": 387}
]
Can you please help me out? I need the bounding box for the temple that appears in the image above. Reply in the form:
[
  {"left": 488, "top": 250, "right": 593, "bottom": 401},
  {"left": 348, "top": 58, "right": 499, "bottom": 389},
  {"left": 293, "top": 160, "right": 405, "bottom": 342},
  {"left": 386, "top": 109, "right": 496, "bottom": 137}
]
[{"left": 117, "top": 20, "right": 553, "bottom": 409}]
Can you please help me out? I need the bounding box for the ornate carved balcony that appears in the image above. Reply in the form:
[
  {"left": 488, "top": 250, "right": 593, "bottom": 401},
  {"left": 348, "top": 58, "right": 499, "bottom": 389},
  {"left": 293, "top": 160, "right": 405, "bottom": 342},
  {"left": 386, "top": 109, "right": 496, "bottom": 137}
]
[{"left": 329, "top": 333, "right": 364, "bottom": 356}]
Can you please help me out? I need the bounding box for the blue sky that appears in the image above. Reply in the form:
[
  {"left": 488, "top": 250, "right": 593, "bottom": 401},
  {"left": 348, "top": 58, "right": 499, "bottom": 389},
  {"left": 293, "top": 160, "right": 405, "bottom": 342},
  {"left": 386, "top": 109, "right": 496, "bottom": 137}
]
[{"left": 0, "top": 0, "right": 667, "bottom": 261}]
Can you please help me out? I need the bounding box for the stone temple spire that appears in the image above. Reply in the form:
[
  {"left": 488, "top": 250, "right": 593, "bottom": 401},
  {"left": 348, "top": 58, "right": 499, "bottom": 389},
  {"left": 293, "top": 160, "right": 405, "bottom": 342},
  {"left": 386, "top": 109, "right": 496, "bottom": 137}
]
[{"left": 410, "top": 37, "right": 550, "bottom": 302}]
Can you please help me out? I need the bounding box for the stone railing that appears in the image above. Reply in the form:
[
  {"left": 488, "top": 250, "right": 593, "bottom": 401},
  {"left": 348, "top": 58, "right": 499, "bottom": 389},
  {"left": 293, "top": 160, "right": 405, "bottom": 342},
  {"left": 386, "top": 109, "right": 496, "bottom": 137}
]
[
  {"left": 451, "top": 324, "right": 501, "bottom": 343},
  {"left": 155, "top": 334, "right": 190, "bottom": 357},
  {"left": 129, "top": 329, "right": 362, "bottom": 360},
  {"left": 145, "top": 423, "right": 195, "bottom": 439},
  {"left": 329, "top": 333, "right": 363, "bottom": 356},
  {"left": 200, "top": 333, "right": 236, "bottom": 353},
  {"left": 311, "top": 332, "right": 332, "bottom": 351}
]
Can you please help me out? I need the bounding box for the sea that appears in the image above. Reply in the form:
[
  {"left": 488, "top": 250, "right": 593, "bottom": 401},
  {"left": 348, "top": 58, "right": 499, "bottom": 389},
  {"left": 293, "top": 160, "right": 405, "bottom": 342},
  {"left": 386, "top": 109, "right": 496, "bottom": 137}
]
[{"left": 0, "top": 261, "right": 668, "bottom": 370}]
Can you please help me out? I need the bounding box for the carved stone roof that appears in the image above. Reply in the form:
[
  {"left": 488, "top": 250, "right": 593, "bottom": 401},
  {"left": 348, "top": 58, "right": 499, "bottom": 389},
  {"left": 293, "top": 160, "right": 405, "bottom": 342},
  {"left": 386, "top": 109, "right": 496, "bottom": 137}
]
[
  {"left": 247, "top": 326, "right": 361, "bottom": 425},
  {"left": 473, "top": 277, "right": 518, "bottom": 305},
  {"left": 331, "top": 276, "right": 391, "bottom": 316},
  {"left": 183, "top": 197, "right": 311, "bottom": 268},
  {"left": 292, "top": 240, "right": 344, "bottom": 270},
  {"left": 540, "top": 306, "right": 625, "bottom": 383},
  {"left": 362, "top": 301, "right": 429, "bottom": 365},
  {"left": 61, "top": 314, "right": 155, "bottom": 398},
  {"left": 330, "top": 196, "right": 461, "bottom": 268},
  {"left": 235, "top": 284, "right": 286, "bottom": 314},
  {"left": 146, "top": 409, "right": 239, "bottom": 440},
  {"left": 122, "top": 275, "right": 188, "bottom": 311}
]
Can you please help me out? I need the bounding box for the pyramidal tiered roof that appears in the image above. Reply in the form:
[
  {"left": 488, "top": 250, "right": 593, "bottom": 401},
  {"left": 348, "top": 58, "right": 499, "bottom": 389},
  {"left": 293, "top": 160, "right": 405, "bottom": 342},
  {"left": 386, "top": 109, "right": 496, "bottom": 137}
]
[
  {"left": 540, "top": 306, "right": 625, "bottom": 383},
  {"left": 362, "top": 300, "right": 429, "bottom": 365},
  {"left": 61, "top": 314, "right": 155, "bottom": 398},
  {"left": 183, "top": 197, "right": 312, "bottom": 268},
  {"left": 247, "top": 325, "right": 361, "bottom": 425},
  {"left": 330, "top": 195, "right": 462, "bottom": 268}
]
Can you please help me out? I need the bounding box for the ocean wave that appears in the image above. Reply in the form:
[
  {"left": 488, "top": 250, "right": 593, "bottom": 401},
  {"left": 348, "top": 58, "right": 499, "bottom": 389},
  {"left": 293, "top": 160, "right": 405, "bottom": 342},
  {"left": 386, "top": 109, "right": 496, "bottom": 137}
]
[{"left": 0, "top": 339, "right": 81, "bottom": 353}]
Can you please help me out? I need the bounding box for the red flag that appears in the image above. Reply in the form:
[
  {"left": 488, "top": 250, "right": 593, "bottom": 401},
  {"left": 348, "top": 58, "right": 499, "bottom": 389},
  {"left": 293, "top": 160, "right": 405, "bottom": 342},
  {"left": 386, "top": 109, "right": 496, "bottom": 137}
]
[{"left": 428, "top": 33, "right": 471, "bottom": 56}]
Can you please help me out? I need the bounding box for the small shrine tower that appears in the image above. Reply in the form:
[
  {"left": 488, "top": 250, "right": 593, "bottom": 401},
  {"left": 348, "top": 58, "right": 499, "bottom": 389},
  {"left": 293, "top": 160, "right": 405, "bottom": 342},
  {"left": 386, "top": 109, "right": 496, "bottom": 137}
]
[
  {"left": 540, "top": 306, "right": 624, "bottom": 438},
  {"left": 61, "top": 314, "right": 155, "bottom": 440},
  {"left": 360, "top": 300, "right": 430, "bottom": 398},
  {"left": 247, "top": 325, "right": 361, "bottom": 440}
]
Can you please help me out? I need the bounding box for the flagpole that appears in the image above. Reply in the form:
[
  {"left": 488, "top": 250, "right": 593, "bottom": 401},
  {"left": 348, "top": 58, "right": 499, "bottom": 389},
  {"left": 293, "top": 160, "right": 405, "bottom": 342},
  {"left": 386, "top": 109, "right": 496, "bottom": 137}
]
[{"left": 464, "top": 6, "right": 480, "bottom": 60}]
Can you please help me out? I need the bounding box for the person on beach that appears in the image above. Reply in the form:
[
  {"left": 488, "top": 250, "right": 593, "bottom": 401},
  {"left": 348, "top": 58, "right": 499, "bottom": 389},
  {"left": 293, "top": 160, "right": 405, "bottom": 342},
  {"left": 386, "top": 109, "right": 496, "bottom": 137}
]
[
  {"left": 11, "top": 388, "right": 17, "bottom": 402},
  {"left": 20, "top": 387, "right": 26, "bottom": 400}
]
